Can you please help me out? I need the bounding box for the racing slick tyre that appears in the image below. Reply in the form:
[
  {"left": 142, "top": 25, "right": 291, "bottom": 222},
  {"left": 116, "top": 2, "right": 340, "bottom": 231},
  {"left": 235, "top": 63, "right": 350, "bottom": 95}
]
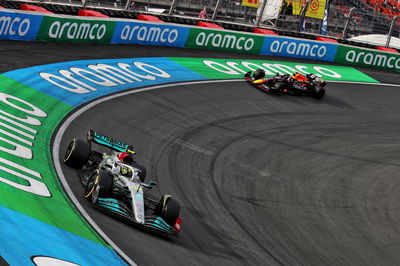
[
  {"left": 131, "top": 163, "right": 146, "bottom": 182},
  {"left": 64, "top": 138, "right": 91, "bottom": 169},
  {"left": 311, "top": 86, "right": 325, "bottom": 99},
  {"left": 84, "top": 170, "right": 113, "bottom": 202},
  {"left": 244, "top": 71, "right": 252, "bottom": 78},
  {"left": 159, "top": 196, "right": 180, "bottom": 227},
  {"left": 253, "top": 69, "right": 266, "bottom": 80}
]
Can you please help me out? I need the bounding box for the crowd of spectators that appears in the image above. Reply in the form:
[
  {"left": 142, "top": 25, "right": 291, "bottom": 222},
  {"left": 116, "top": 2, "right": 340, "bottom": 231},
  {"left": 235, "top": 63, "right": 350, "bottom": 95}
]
[{"left": 365, "top": 0, "right": 400, "bottom": 17}]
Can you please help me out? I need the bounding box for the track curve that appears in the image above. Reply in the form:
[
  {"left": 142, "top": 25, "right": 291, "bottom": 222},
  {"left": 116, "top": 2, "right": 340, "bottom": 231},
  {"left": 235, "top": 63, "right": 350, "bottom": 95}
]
[
  {"left": 3, "top": 40, "right": 400, "bottom": 265},
  {"left": 57, "top": 79, "right": 400, "bottom": 265}
]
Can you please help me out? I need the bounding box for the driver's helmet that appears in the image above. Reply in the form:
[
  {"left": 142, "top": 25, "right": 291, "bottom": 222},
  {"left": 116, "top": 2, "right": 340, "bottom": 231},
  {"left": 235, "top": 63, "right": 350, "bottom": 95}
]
[
  {"left": 119, "top": 165, "right": 133, "bottom": 178},
  {"left": 291, "top": 72, "right": 308, "bottom": 82},
  {"left": 117, "top": 150, "right": 135, "bottom": 164}
]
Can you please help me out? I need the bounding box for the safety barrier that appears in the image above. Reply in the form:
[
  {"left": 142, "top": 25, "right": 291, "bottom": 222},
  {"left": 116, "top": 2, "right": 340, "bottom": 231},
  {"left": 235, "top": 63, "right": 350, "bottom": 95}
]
[{"left": 0, "top": 8, "right": 398, "bottom": 71}]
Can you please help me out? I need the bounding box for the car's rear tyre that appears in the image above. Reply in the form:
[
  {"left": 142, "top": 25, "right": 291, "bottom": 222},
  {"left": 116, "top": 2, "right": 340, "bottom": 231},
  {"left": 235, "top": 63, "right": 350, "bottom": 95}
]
[
  {"left": 158, "top": 195, "right": 180, "bottom": 227},
  {"left": 64, "top": 138, "right": 91, "bottom": 169},
  {"left": 244, "top": 71, "right": 252, "bottom": 78},
  {"left": 311, "top": 86, "right": 325, "bottom": 99},
  {"left": 84, "top": 170, "right": 113, "bottom": 202},
  {"left": 131, "top": 163, "right": 146, "bottom": 182},
  {"left": 253, "top": 69, "right": 265, "bottom": 80}
]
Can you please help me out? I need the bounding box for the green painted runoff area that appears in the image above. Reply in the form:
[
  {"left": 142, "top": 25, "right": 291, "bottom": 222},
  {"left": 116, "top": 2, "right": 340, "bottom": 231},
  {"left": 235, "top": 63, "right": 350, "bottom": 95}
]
[
  {"left": 0, "top": 75, "right": 108, "bottom": 245},
  {"left": 169, "top": 57, "right": 379, "bottom": 83}
]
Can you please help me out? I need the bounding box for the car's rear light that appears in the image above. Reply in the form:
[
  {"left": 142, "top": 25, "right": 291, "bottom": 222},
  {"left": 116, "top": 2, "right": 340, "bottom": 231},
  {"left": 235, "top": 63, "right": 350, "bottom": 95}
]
[{"left": 174, "top": 217, "right": 182, "bottom": 232}]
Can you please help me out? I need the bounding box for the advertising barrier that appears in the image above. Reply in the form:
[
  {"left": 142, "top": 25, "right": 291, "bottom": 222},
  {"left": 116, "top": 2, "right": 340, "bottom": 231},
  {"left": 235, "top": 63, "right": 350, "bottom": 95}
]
[
  {"left": 261, "top": 36, "right": 338, "bottom": 62},
  {"left": 0, "top": 11, "right": 43, "bottom": 41},
  {"left": 36, "top": 16, "right": 116, "bottom": 43},
  {"left": 185, "top": 28, "right": 264, "bottom": 54},
  {"left": 0, "top": 9, "right": 398, "bottom": 72},
  {"left": 111, "top": 20, "right": 190, "bottom": 47}
]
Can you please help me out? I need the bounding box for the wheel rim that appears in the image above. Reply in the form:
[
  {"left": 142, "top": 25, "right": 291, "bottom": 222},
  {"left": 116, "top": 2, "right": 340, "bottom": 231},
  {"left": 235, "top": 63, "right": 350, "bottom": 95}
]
[
  {"left": 63, "top": 139, "right": 75, "bottom": 162},
  {"left": 85, "top": 172, "right": 99, "bottom": 200}
]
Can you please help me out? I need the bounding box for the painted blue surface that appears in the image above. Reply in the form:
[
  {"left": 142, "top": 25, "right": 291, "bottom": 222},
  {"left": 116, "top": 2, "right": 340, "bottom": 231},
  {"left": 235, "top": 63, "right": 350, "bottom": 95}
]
[
  {"left": 3, "top": 57, "right": 206, "bottom": 106},
  {"left": 0, "top": 206, "right": 126, "bottom": 265},
  {"left": 111, "top": 21, "right": 190, "bottom": 47},
  {"left": 261, "top": 36, "right": 338, "bottom": 62},
  {"left": 0, "top": 11, "right": 43, "bottom": 41}
]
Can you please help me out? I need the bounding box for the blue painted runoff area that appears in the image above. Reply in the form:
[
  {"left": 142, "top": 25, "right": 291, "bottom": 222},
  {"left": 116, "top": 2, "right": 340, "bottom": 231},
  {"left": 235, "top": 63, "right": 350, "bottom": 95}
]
[
  {"left": 3, "top": 57, "right": 206, "bottom": 107},
  {"left": 0, "top": 206, "right": 126, "bottom": 265}
]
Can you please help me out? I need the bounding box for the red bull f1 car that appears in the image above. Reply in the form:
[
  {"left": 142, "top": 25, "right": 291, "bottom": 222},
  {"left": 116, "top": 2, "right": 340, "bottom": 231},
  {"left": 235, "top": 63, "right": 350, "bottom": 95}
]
[
  {"left": 244, "top": 69, "right": 326, "bottom": 99},
  {"left": 64, "top": 130, "right": 182, "bottom": 236}
]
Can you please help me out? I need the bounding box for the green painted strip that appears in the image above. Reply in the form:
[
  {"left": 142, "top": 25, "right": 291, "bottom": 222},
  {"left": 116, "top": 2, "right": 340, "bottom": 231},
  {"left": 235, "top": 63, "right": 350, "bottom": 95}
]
[
  {"left": 0, "top": 75, "right": 107, "bottom": 245},
  {"left": 168, "top": 57, "right": 379, "bottom": 83}
]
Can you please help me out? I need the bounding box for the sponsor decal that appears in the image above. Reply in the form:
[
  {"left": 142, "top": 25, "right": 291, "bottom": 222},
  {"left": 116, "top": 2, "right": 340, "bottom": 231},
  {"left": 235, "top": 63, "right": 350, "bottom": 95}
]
[
  {"left": 261, "top": 37, "right": 338, "bottom": 62},
  {"left": 0, "top": 11, "right": 43, "bottom": 41},
  {"left": 36, "top": 16, "right": 115, "bottom": 43},
  {"left": 0, "top": 92, "right": 51, "bottom": 197},
  {"left": 335, "top": 46, "right": 400, "bottom": 71},
  {"left": 3, "top": 58, "right": 205, "bottom": 106},
  {"left": 111, "top": 21, "right": 190, "bottom": 47},
  {"left": 185, "top": 28, "right": 264, "bottom": 54}
]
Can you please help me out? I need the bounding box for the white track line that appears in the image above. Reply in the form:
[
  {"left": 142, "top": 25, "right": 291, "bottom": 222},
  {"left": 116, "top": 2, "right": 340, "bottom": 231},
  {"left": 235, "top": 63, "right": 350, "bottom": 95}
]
[{"left": 52, "top": 78, "right": 399, "bottom": 265}]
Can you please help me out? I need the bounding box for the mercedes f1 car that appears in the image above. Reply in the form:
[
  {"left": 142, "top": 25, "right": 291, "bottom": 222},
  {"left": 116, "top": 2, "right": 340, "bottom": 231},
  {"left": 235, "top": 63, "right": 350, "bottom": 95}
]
[
  {"left": 244, "top": 69, "right": 326, "bottom": 99},
  {"left": 64, "top": 130, "right": 182, "bottom": 236}
]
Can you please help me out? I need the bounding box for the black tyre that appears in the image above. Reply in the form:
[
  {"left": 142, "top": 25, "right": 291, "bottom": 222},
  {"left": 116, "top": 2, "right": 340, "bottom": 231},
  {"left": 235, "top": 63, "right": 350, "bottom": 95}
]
[
  {"left": 311, "top": 86, "right": 325, "bottom": 99},
  {"left": 131, "top": 163, "right": 146, "bottom": 182},
  {"left": 84, "top": 170, "right": 113, "bottom": 202},
  {"left": 244, "top": 71, "right": 252, "bottom": 78},
  {"left": 253, "top": 69, "right": 265, "bottom": 80},
  {"left": 159, "top": 196, "right": 180, "bottom": 227},
  {"left": 64, "top": 138, "right": 91, "bottom": 169}
]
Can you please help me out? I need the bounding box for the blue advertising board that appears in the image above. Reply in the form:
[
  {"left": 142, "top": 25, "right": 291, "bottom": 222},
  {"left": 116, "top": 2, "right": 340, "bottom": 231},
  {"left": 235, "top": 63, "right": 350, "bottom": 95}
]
[
  {"left": 0, "top": 11, "right": 43, "bottom": 41},
  {"left": 111, "top": 21, "right": 190, "bottom": 47},
  {"left": 261, "top": 36, "right": 339, "bottom": 62}
]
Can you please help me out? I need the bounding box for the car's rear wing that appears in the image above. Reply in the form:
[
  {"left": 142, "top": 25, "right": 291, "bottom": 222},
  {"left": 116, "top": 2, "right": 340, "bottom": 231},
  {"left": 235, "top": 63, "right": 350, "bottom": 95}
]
[{"left": 87, "top": 130, "right": 135, "bottom": 153}]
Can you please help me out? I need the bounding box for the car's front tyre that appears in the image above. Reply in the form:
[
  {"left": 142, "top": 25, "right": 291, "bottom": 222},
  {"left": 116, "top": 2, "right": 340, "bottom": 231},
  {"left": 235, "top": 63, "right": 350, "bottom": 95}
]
[
  {"left": 64, "top": 138, "right": 91, "bottom": 169},
  {"left": 158, "top": 195, "right": 180, "bottom": 227}
]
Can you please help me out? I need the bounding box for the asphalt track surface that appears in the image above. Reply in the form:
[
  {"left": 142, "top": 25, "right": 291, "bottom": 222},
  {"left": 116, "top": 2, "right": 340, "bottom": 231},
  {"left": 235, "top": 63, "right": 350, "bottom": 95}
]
[{"left": 2, "top": 40, "right": 400, "bottom": 265}]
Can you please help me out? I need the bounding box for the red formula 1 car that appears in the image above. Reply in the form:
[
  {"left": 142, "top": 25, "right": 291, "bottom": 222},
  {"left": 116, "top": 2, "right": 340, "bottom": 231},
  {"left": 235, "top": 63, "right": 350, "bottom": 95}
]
[{"left": 244, "top": 69, "right": 326, "bottom": 99}]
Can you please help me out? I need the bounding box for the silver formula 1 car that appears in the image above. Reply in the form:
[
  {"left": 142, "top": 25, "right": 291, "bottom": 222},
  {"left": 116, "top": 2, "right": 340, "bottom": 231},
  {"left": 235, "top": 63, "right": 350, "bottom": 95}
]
[{"left": 63, "top": 130, "right": 182, "bottom": 236}]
